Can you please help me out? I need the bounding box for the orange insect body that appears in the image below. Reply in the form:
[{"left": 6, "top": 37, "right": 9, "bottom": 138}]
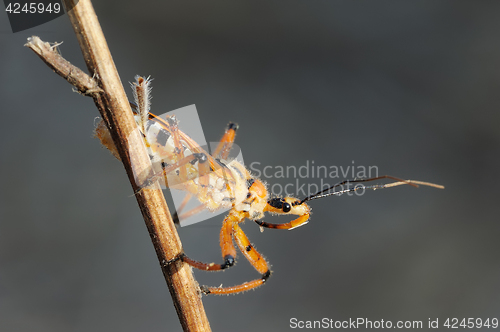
[{"left": 95, "top": 76, "right": 443, "bottom": 295}]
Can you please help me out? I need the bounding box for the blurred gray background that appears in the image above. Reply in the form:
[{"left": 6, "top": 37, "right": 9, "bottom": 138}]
[{"left": 1, "top": 1, "right": 500, "bottom": 331}]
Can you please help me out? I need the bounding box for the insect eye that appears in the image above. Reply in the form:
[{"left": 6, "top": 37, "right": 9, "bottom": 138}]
[{"left": 283, "top": 203, "right": 291, "bottom": 213}]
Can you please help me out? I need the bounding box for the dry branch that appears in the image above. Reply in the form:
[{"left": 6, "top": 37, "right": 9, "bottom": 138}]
[
  {"left": 24, "top": 37, "right": 102, "bottom": 96},
  {"left": 25, "top": 0, "right": 211, "bottom": 331}
]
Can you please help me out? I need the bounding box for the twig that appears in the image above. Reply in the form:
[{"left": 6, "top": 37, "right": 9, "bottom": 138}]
[
  {"left": 24, "top": 37, "right": 102, "bottom": 96},
  {"left": 25, "top": 0, "right": 212, "bottom": 330}
]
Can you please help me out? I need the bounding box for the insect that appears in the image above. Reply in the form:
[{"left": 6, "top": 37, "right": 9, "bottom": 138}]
[{"left": 95, "top": 76, "right": 444, "bottom": 295}]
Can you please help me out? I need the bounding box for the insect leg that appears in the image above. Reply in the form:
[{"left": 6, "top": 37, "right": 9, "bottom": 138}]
[
  {"left": 254, "top": 214, "right": 310, "bottom": 230},
  {"left": 139, "top": 153, "right": 207, "bottom": 189},
  {"left": 212, "top": 122, "right": 238, "bottom": 160},
  {"left": 176, "top": 193, "right": 193, "bottom": 214},
  {"left": 181, "top": 215, "right": 237, "bottom": 271},
  {"left": 201, "top": 223, "right": 271, "bottom": 295},
  {"left": 166, "top": 115, "right": 188, "bottom": 181},
  {"left": 173, "top": 204, "right": 208, "bottom": 225},
  {"left": 171, "top": 193, "right": 193, "bottom": 224},
  {"left": 172, "top": 150, "right": 225, "bottom": 224},
  {"left": 195, "top": 149, "right": 212, "bottom": 199}
]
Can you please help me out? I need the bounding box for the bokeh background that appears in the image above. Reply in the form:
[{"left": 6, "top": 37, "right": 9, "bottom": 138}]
[{"left": 1, "top": 1, "right": 500, "bottom": 331}]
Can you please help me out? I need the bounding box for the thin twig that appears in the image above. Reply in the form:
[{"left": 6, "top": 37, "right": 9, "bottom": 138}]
[
  {"left": 25, "top": 0, "right": 212, "bottom": 330},
  {"left": 24, "top": 37, "right": 102, "bottom": 96}
]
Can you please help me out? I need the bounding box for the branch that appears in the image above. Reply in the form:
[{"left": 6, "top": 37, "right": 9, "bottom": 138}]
[
  {"left": 25, "top": 0, "right": 212, "bottom": 330},
  {"left": 24, "top": 37, "right": 102, "bottom": 96}
]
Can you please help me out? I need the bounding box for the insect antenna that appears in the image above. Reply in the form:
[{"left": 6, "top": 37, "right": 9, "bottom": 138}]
[{"left": 297, "top": 175, "right": 444, "bottom": 205}]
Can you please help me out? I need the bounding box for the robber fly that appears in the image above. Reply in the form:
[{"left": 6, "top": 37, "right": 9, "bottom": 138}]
[{"left": 95, "top": 76, "right": 444, "bottom": 295}]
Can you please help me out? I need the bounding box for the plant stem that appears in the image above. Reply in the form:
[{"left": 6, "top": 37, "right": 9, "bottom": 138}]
[{"left": 26, "top": 0, "right": 212, "bottom": 330}]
